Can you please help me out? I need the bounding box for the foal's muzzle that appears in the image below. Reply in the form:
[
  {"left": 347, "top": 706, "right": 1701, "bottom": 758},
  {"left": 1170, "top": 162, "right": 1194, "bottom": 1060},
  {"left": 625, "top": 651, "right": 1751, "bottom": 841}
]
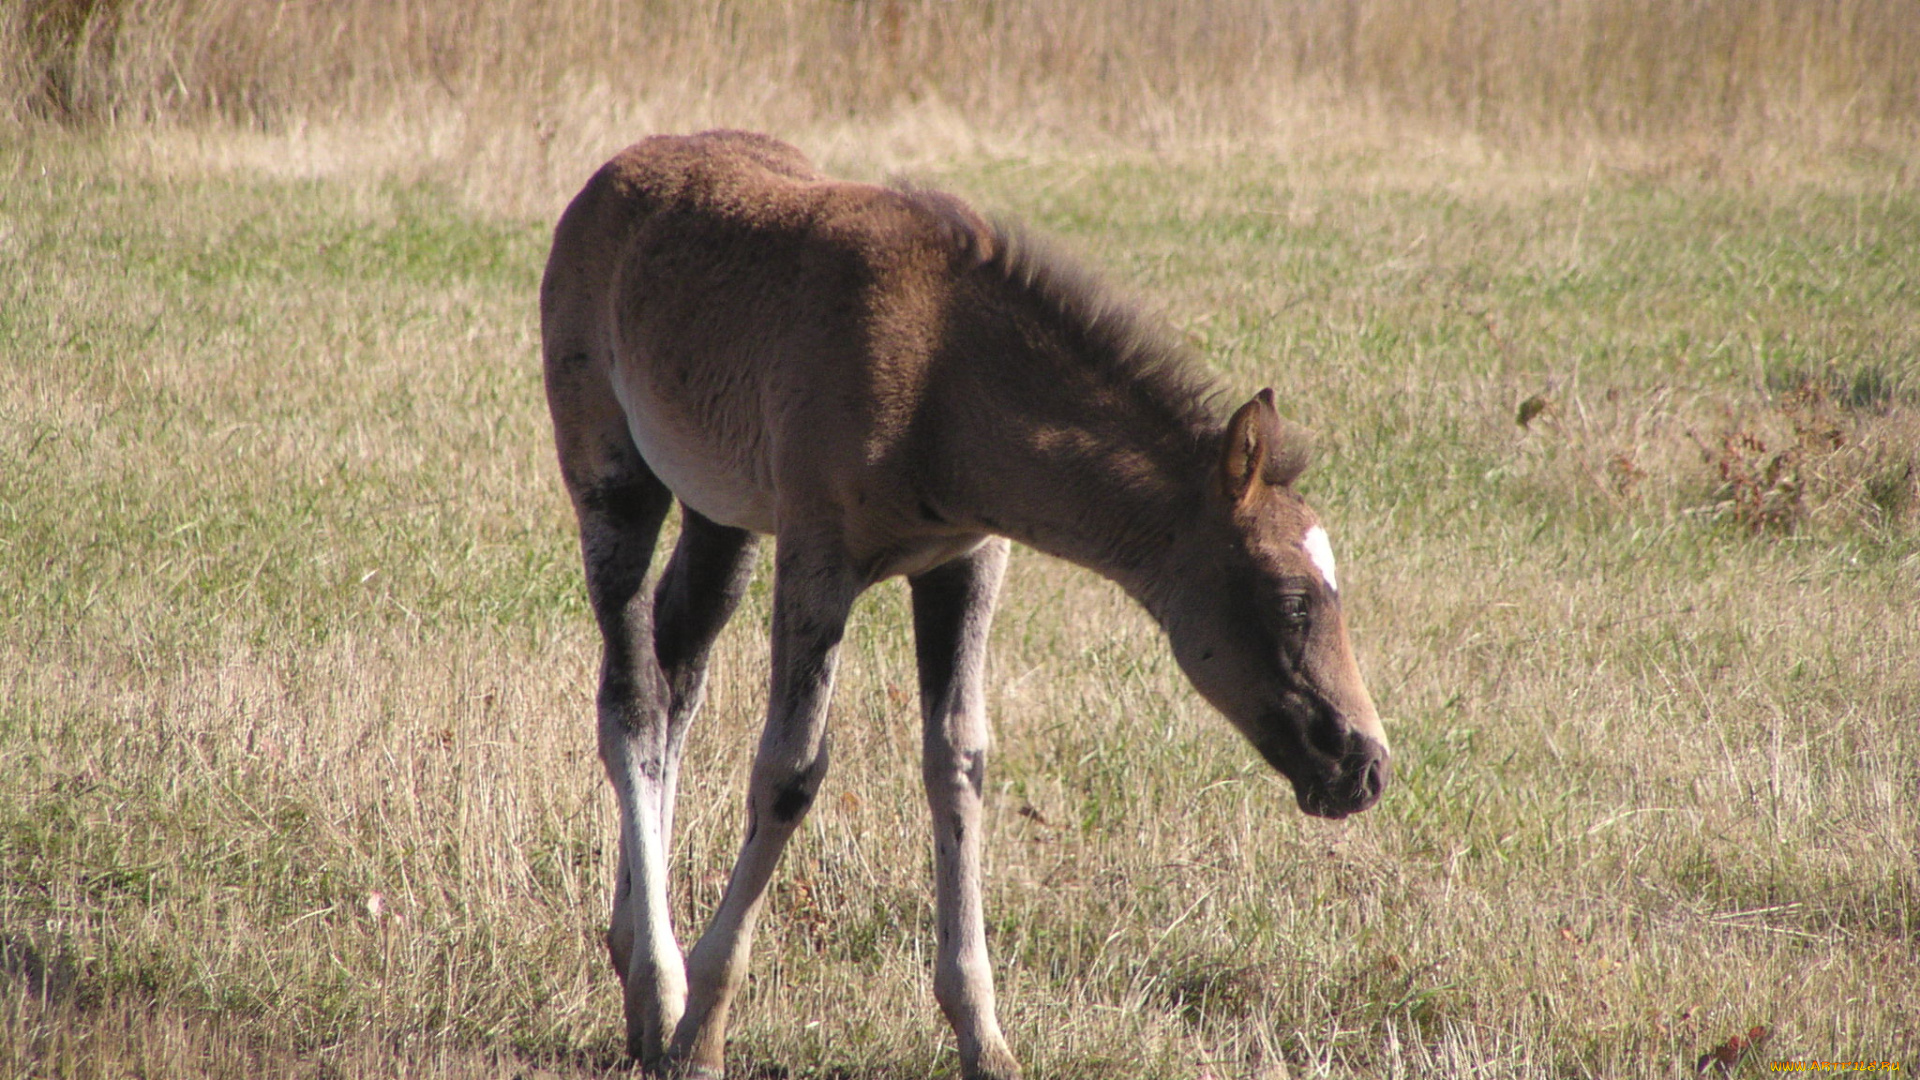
[
  {"left": 1247, "top": 695, "right": 1391, "bottom": 819},
  {"left": 1294, "top": 742, "right": 1390, "bottom": 819}
]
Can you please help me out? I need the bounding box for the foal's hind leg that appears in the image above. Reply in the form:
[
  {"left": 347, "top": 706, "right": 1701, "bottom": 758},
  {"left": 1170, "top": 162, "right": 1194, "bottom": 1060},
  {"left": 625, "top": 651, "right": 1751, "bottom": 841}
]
[
  {"left": 575, "top": 475, "right": 685, "bottom": 1068},
  {"left": 911, "top": 539, "right": 1020, "bottom": 1080},
  {"left": 547, "top": 354, "right": 685, "bottom": 1068},
  {"left": 595, "top": 505, "right": 756, "bottom": 1073}
]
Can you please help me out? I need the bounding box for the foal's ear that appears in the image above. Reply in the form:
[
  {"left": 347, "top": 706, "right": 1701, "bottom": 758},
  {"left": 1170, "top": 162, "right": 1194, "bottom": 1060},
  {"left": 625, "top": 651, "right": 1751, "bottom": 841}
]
[{"left": 1219, "top": 389, "right": 1314, "bottom": 503}]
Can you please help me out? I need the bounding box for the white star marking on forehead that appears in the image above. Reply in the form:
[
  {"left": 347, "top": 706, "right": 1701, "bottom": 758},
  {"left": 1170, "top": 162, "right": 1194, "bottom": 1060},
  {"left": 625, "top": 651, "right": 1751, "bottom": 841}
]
[{"left": 1303, "top": 525, "right": 1338, "bottom": 592}]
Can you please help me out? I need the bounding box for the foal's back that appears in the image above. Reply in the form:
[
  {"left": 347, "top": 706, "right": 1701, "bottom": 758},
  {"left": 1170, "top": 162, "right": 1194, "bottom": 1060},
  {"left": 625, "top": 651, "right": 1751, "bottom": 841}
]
[{"left": 541, "top": 130, "right": 992, "bottom": 548}]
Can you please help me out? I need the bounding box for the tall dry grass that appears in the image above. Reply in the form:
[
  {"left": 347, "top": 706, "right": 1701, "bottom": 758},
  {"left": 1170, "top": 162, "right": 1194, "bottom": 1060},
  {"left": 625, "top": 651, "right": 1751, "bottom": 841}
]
[{"left": 10, "top": 0, "right": 1920, "bottom": 154}]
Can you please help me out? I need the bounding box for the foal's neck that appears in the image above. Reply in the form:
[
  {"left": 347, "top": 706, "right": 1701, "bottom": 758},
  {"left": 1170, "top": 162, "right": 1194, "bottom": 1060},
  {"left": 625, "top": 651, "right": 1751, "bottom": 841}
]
[
  {"left": 934, "top": 241, "right": 1224, "bottom": 619},
  {"left": 951, "top": 376, "right": 1217, "bottom": 621}
]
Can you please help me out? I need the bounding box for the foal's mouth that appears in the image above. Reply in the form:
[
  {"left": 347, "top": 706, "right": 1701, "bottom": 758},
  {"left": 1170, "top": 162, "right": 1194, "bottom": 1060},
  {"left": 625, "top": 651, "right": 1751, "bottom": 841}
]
[{"left": 1291, "top": 749, "right": 1390, "bottom": 820}]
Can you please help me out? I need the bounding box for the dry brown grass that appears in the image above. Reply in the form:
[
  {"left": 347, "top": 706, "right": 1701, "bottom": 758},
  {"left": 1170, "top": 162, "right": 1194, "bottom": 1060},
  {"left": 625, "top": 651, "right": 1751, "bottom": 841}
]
[
  {"left": 8, "top": 0, "right": 1920, "bottom": 213},
  {"left": 14, "top": 0, "right": 1920, "bottom": 136}
]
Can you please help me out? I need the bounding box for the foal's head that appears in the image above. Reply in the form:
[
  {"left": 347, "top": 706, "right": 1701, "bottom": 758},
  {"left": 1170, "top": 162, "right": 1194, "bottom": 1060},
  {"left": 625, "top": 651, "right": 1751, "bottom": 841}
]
[{"left": 1166, "top": 390, "right": 1389, "bottom": 819}]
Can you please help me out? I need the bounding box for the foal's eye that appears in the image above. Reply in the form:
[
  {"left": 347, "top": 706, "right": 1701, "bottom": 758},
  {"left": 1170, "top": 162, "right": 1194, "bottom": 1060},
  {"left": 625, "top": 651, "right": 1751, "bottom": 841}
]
[{"left": 1277, "top": 594, "right": 1311, "bottom": 625}]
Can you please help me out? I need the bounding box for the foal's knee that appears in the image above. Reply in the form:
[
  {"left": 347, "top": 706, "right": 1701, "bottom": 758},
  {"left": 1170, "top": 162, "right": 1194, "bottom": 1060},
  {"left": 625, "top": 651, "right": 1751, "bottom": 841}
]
[
  {"left": 763, "top": 757, "right": 827, "bottom": 826},
  {"left": 751, "top": 747, "right": 831, "bottom": 832}
]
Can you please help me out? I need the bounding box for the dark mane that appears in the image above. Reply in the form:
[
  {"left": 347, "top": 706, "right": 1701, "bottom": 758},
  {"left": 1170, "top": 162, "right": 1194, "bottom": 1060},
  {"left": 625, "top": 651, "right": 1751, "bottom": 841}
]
[{"left": 974, "top": 221, "right": 1227, "bottom": 446}]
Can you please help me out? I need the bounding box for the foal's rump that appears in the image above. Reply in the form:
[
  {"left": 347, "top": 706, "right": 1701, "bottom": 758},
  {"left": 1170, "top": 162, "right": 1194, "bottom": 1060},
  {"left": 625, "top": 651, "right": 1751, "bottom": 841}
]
[{"left": 541, "top": 130, "right": 993, "bottom": 550}]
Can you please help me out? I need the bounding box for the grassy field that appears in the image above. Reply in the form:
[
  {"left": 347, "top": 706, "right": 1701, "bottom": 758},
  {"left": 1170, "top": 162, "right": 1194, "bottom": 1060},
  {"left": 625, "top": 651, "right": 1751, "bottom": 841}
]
[{"left": 4, "top": 2, "right": 1919, "bottom": 1077}]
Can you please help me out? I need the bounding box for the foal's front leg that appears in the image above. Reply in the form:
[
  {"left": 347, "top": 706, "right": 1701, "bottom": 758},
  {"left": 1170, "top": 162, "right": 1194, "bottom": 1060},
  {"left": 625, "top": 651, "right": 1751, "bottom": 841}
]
[
  {"left": 670, "top": 540, "right": 858, "bottom": 1078},
  {"left": 910, "top": 539, "right": 1020, "bottom": 1080}
]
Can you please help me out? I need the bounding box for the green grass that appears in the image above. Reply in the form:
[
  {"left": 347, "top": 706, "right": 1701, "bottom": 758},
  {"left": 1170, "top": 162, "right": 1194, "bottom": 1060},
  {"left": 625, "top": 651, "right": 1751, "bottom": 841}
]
[{"left": 2, "top": 133, "right": 1916, "bottom": 1078}]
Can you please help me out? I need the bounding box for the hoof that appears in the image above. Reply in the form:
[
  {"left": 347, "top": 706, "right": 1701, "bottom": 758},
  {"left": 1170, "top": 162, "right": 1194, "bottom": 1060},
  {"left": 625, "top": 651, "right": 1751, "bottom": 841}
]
[
  {"left": 964, "top": 1045, "right": 1023, "bottom": 1080},
  {"left": 627, "top": 1022, "right": 676, "bottom": 1074}
]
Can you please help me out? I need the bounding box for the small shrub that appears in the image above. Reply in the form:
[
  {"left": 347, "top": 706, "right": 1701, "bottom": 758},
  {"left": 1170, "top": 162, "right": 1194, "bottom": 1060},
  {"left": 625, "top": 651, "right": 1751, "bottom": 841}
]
[{"left": 1689, "top": 379, "right": 1915, "bottom": 535}]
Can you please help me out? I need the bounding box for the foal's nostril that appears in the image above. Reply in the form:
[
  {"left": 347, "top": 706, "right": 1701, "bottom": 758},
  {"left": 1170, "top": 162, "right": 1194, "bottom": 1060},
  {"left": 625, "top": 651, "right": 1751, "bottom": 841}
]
[{"left": 1358, "top": 755, "right": 1387, "bottom": 802}]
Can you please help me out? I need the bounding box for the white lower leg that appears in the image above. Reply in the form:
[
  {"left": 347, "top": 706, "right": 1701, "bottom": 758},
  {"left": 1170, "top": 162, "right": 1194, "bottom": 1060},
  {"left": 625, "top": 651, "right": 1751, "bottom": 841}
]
[
  {"left": 609, "top": 757, "right": 687, "bottom": 1065},
  {"left": 927, "top": 746, "right": 1020, "bottom": 1080},
  {"left": 673, "top": 790, "right": 807, "bottom": 1073}
]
